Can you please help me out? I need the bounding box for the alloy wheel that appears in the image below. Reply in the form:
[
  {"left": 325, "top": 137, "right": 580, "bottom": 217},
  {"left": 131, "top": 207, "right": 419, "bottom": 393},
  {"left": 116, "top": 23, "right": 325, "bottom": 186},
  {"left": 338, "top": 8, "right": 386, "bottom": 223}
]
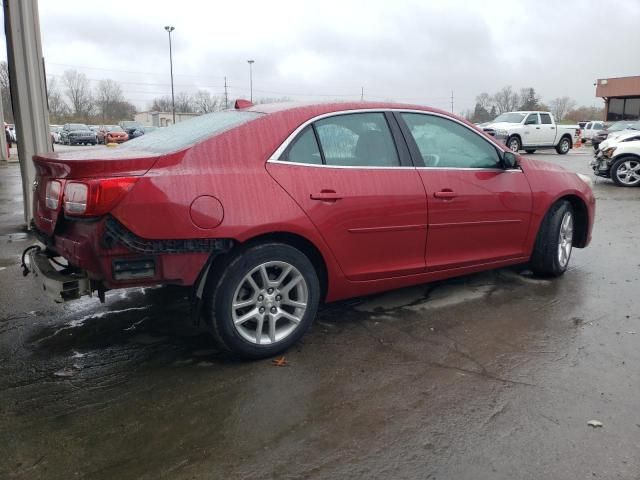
[
  {"left": 231, "top": 261, "right": 308, "bottom": 345},
  {"left": 616, "top": 160, "right": 640, "bottom": 186},
  {"left": 557, "top": 211, "right": 573, "bottom": 268}
]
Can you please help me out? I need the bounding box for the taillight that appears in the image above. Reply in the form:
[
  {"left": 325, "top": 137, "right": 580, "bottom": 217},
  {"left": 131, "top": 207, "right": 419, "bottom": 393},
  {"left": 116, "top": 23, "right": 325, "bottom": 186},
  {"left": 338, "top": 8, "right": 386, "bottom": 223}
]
[
  {"left": 63, "top": 177, "right": 138, "bottom": 217},
  {"left": 45, "top": 180, "right": 62, "bottom": 210}
]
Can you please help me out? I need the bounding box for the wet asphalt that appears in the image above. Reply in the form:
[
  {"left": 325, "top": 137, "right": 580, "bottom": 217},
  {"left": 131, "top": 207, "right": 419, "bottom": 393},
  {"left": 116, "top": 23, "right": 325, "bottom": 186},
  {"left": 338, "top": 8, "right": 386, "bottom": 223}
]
[{"left": 1, "top": 146, "right": 639, "bottom": 479}]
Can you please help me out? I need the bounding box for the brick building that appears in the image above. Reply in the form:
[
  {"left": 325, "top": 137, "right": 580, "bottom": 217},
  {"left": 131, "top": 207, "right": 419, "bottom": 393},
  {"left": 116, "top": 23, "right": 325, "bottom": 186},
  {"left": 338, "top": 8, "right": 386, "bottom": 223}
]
[{"left": 595, "top": 76, "right": 640, "bottom": 121}]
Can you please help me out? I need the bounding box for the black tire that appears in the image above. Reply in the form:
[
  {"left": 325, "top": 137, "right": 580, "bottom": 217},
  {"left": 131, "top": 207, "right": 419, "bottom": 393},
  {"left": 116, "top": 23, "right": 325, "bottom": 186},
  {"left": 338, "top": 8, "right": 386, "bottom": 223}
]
[
  {"left": 593, "top": 143, "right": 598, "bottom": 151},
  {"left": 529, "top": 201, "right": 574, "bottom": 277},
  {"left": 205, "top": 243, "right": 320, "bottom": 359},
  {"left": 525, "top": 149, "right": 536, "bottom": 154},
  {"left": 507, "top": 136, "right": 521, "bottom": 153},
  {"left": 555, "top": 137, "right": 571, "bottom": 155},
  {"left": 610, "top": 157, "right": 640, "bottom": 187}
]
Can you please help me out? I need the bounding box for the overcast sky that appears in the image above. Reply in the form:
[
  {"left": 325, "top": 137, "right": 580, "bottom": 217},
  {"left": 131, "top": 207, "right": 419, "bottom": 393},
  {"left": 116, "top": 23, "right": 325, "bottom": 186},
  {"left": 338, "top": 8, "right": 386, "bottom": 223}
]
[{"left": 3, "top": 0, "right": 640, "bottom": 112}]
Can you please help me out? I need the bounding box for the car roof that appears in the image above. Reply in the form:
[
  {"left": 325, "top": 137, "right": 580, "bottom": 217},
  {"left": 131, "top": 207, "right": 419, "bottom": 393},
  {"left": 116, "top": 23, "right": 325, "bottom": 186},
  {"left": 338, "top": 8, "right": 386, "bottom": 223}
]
[{"left": 243, "top": 100, "right": 447, "bottom": 117}]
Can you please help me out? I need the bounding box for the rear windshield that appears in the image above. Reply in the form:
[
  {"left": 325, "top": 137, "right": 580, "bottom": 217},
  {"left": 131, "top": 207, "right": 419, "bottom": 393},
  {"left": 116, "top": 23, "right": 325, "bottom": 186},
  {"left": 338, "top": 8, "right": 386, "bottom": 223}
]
[{"left": 118, "top": 111, "right": 262, "bottom": 154}]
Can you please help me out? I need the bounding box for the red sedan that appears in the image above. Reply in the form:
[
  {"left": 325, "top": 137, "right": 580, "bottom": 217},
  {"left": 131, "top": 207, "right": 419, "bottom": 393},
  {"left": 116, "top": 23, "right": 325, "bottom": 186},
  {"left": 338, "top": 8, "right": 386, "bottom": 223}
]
[
  {"left": 96, "top": 125, "right": 129, "bottom": 144},
  {"left": 26, "top": 101, "right": 595, "bottom": 358}
]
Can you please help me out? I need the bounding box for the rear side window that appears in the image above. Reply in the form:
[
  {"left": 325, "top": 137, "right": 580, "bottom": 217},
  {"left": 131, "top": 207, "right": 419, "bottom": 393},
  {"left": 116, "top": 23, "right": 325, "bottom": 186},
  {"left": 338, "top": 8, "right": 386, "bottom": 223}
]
[
  {"left": 314, "top": 113, "right": 399, "bottom": 167},
  {"left": 282, "top": 127, "right": 322, "bottom": 165},
  {"left": 540, "top": 114, "right": 552, "bottom": 124},
  {"left": 119, "top": 111, "right": 262, "bottom": 154}
]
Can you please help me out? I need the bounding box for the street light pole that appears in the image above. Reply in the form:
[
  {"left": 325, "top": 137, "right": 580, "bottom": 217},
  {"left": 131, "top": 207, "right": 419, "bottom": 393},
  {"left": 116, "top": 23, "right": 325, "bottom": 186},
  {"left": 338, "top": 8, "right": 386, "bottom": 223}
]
[
  {"left": 164, "top": 25, "right": 176, "bottom": 124},
  {"left": 247, "top": 60, "right": 255, "bottom": 103}
]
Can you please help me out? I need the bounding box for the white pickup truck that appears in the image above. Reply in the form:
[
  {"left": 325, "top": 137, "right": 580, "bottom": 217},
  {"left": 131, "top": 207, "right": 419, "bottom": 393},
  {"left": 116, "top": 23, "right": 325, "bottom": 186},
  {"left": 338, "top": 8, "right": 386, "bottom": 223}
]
[{"left": 482, "top": 111, "right": 580, "bottom": 155}]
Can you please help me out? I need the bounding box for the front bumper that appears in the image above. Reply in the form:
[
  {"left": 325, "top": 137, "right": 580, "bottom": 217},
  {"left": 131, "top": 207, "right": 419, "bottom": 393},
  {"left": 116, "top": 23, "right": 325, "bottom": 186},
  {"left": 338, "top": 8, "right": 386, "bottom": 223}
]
[
  {"left": 27, "top": 247, "right": 92, "bottom": 302},
  {"left": 591, "top": 151, "right": 611, "bottom": 177}
]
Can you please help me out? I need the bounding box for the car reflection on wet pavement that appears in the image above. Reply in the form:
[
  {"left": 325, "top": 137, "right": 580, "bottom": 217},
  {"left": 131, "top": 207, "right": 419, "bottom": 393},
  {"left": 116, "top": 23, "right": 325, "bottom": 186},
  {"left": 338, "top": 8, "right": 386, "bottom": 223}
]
[{"left": 1, "top": 150, "right": 639, "bottom": 479}]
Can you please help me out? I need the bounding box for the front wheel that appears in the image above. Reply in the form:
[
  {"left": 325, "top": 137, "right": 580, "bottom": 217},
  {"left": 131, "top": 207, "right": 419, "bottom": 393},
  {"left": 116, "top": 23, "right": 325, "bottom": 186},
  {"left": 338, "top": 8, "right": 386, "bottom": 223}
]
[
  {"left": 555, "top": 137, "right": 571, "bottom": 154},
  {"left": 530, "top": 201, "right": 574, "bottom": 277},
  {"left": 206, "top": 243, "right": 320, "bottom": 359},
  {"left": 611, "top": 157, "right": 640, "bottom": 187},
  {"left": 507, "top": 136, "right": 521, "bottom": 152}
]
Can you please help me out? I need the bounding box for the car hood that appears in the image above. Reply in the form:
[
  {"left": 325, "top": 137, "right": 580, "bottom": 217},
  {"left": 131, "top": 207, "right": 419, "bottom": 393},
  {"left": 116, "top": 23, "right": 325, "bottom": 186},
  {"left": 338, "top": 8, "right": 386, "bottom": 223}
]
[
  {"left": 599, "top": 130, "right": 640, "bottom": 150},
  {"left": 68, "top": 129, "right": 94, "bottom": 134},
  {"left": 518, "top": 157, "right": 567, "bottom": 174},
  {"left": 483, "top": 121, "right": 521, "bottom": 129}
]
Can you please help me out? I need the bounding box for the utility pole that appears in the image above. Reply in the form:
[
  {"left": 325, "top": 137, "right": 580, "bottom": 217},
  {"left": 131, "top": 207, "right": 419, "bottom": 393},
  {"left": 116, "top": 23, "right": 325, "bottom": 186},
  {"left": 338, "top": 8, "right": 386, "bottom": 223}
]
[
  {"left": 164, "top": 26, "right": 176, "bottom": 124},
  {"left": 361, "top": 86, "right": 364, "bottom": 101},
  {"left": 247, "top": 60, "right": 255, "bottom": 103},
  {"left": 450, "top": 90, "right": 454, "bottom": 113},
  {"left": 224, "top": 76, "right": 228, "bottom": 109}
]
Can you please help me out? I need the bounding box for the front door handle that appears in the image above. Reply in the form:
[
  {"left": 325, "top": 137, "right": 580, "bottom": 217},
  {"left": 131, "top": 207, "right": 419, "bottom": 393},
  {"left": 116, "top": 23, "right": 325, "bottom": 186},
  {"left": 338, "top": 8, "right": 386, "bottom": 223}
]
[
  {"left": 536, "top": 127, "right": 541, "bottom": 129},
  {"left": 310, "top": 190, "right": 342, "bottom": 201},
  {"left": 433, "top": 190, "right": 457, "bottom": 199}
]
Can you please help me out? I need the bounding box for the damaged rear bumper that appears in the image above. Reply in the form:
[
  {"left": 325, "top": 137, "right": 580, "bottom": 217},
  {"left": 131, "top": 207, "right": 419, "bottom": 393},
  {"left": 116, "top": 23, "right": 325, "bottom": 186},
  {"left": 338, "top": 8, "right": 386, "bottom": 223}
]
[{"left": 27, "top": 247, "right": 92, "bottom": 303}]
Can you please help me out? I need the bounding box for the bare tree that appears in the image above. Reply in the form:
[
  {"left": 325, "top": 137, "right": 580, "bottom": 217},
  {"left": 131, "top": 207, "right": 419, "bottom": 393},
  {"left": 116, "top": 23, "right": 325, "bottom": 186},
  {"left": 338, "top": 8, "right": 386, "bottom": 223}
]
[
  {"left": 475, "top": 92, "right": 492, "bottom": 111},
  {"left": 493, "top": 86, "right": 520, "bottom": 114},
  {"left": 95, "top": 79, "right": 125, "bottom": 122},
  {"left": 175, "top": 91, "right": 195, "bottom": 113},
  {"left": 62, "top": 69, "right": 94, "bottom": 120},
  {"left": 193, "top": 90, "right": 220, "bottom": 113},
  {"left": 0, "top": 61, "right": 13, "bottom": 122},
  {"left": 149, "top": 96, "right": 173, "bottom": 112},
  {"left": 549, "top": 96, "right": 577, "bottom": 122},
  {"left": 47, "top": 76, "right": 69, "bottom": 121}
]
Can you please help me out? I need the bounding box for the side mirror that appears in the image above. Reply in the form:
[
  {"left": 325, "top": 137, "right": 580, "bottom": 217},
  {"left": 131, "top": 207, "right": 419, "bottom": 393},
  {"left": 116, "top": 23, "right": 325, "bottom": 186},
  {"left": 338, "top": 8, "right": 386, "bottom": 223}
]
[{"left": 502, "top": 151, "right": 519, "bottom": 169}]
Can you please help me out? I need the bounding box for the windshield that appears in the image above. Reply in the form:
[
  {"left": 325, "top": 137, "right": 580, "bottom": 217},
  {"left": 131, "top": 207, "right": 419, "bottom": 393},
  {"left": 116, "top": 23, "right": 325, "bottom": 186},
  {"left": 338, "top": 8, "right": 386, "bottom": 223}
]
[
  {"left": 69, "top": 124, "right": 89, "bottom": 130},
  {"left": 118, "top": 110, "right": 262, "bottom": 154},
  {"left": 492, "top": 113, "right": 526, "bottom": 123},
  {"left": 107, "top": 125, "right": 125, "bottom": 132}
]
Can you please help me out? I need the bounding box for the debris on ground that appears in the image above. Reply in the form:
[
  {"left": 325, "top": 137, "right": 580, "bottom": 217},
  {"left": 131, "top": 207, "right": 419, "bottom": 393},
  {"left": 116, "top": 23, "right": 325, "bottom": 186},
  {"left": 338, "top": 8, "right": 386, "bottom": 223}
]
[
  {"left": 272, "top": 356, "right": 288, "bottom": 367},
  {"left": 587, "top": 420, "right": 604, "bottom": 428}
]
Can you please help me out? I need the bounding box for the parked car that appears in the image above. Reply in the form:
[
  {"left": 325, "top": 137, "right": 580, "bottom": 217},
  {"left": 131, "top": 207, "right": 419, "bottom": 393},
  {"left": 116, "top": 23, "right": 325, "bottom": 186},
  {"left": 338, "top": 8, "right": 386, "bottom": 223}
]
[
  {"left": 592, "top": 120, "right": 640, "bottom": 151},
  {"left": 25, "top": 102, "right": 595, "bottom": 359},
  {"left": 482, "top": 111, "right": 579, "bottom": 154},
  {"left": 59, "top": 123, "right": 97, "bottom": 146},
  {"left": 7, "top": 124, "right": 16, "bottom": 143},
  {"left": 581, "top": 121, "right": 605, "bottom": 143},
  {"left": 591, "top": 131, "right": 640, "bottom": 186},
  {"left": 119, "top": 120, "right": 145, "bottom": 138},
  {"left": 50, "top": 126, "right": 62, "bottom": 144},
  {"left": 97, "top": 125, "right": 129, "bottom": 144}
]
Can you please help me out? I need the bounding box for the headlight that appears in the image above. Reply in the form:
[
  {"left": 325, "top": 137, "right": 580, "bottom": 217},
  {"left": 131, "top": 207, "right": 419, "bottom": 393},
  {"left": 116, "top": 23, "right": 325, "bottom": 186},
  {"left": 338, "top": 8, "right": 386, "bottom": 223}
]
[
  {"left": 577, "top": 173, "right": 593, "bottom": 187},
  {"left": 495, "top": 129, "right": 508, "bottom": 136},
  {"left": 604, "top": 146, "right": 617, "bottom": 158}
]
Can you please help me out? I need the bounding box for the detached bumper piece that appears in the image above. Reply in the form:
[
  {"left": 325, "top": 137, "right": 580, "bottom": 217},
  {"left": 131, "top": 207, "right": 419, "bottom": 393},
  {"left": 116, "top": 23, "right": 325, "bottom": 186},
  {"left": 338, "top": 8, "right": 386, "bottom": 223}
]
[
  {"left": 28, "top": 248, "right": 91, "bottom": 303},
  {"left": 102, "top": 216, "right": 234, "bottom": 254}
]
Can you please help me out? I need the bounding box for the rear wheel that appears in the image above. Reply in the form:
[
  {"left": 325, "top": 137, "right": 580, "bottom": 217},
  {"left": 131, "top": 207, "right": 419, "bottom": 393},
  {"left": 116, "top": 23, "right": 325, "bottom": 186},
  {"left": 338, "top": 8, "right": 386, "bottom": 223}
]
[
  {"left": 555, "top": 137, "right": 571, "bottom": 154},
  {"left": 611, "top": 157, "right": 640, "bottom": 187},
  {"left": 206, "top": 243, "right": 320, "bottom": 359},
  {"left": 530, "top": 201, "right": 574, "bottom": 277},
  {"left": 525, "top": 149, "right": 536, "bottom": 154}
]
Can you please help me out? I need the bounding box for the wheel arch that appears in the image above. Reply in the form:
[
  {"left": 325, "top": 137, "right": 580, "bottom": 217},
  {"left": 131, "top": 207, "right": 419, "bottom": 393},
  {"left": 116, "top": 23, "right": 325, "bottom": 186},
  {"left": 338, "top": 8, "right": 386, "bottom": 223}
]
[
  {"left": 203, "top": 231, "right": 330, "bottom": 306},
  {"left": 556, "top": 194, "right": 589, "bottom": 248},
  {"left": 560, "top": 133, "right": 573, "bottom": 148}
]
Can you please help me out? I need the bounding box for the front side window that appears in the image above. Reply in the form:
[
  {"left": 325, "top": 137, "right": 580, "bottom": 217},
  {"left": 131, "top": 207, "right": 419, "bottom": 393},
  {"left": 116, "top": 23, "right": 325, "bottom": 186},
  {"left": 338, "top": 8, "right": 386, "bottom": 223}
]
[
  {"left": 401, "top": 113, "right": 501, "bottom": 168},
  {"left": 540, "top": 113, "right": 552, "bottom": 125},
  {"left": 585, "top": 122, "right": 593, "bottom": 130},
  {"left": 314, "top": 113, "right": 400, "bottom": 167},
  {"left": 525, "top": 114, "right": 539, "bottom": 125},
  {"left": 282, "top": 126, "right": 322, "bottom": 165}
]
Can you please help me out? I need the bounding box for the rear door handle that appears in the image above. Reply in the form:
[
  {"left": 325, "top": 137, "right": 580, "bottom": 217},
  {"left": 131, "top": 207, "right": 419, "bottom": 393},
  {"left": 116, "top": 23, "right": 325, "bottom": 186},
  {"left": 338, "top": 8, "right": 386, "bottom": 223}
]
[
  {"left": 433, "top": 190, "right": 457, "bottom": 199},
  {"left": 310, "top": 190, "right": 342, "bottom": 201},
  {"left": 536, "top": 127, "right": 541, "bottom": 129}
]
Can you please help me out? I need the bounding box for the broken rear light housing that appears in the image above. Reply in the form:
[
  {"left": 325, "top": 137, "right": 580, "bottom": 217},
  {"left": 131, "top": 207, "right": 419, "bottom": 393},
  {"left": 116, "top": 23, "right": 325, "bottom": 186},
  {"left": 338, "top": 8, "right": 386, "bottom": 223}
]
[
  {"left": 63, "top": 177, "right": 138, "bottom": 217},
  {"left": 45, "top": 180, "right": 62, "bottom": 210}
]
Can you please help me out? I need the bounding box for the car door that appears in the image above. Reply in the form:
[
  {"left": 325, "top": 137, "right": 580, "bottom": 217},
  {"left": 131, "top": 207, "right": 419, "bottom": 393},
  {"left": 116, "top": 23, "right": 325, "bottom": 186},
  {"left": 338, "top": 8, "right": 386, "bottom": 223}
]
[
  {"left": 396, "top": 112, "right": 533, "bottom": 271},
  {"left": 522, "top": 113, "right": 543, "bottom": 145},
  {"left": 539, "top": 113, "right": 557, "bottom": 145},
  {"left": 266, "top": 111, "right": 428, "bottom": 281}
]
